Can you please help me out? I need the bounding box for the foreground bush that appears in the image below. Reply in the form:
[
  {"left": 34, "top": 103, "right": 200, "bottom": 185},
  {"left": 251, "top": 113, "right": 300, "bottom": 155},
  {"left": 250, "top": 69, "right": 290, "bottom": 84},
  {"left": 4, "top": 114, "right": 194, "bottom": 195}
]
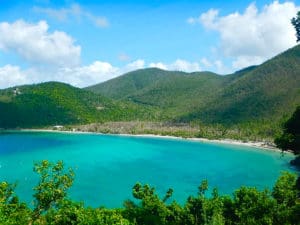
[{"left": 0, "top": 161, "right": 299, "bottom": 225}]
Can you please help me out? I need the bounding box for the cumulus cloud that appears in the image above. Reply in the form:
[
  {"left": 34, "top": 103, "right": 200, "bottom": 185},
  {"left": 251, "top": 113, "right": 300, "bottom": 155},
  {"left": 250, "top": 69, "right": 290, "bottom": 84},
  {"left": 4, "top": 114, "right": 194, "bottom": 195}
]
[
  {"left": 149, "top": 62, "right": 168, "bottom": 70},
  {"left": 201, "top": 58, "right": 212, "bottom": 68},
  {"left": 0, "top": 58, "right": 149, "bottom": 88},
  {"left": 189, "top": 1, "right": 299, "bottom": 70},
  {"left": 55, "top": 61, "right": 119, "bottom": 87},
  {"left": 0, "top": 65, "right": 30, "bottom": 89},
  {"left": 189, "top": 9, "right": 219, "bottom": 27},
  {"left": 0, "top": 20, "right": 81, "bottom": 67},
  {"left": 33, "top": 3, "right": 109, "bottom": 28},
  {"left": 0, "top": 58, "right": 205, "bottom": 89},
  {"left": 124, "top": 59, "right": 145, "bottom": 72},
  {"left": 0, "top": 15, "right": 204, "bottom": 89},
  {"left": 0, "top": 61, "right": 118, "bottom": 89},
  {"left": 149, "top": 59, "right": 201, "bottom": 72},
  {"left": 213, "top": 60, "right": 231, "bottom": 74},
  {"left": 169, "top": 59, "right": 201, "bottom": 72}
]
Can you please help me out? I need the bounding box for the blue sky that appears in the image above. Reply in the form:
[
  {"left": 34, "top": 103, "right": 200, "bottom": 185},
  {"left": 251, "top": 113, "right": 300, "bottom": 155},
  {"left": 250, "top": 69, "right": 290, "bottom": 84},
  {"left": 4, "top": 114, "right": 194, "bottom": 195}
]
[{"left": 0, "top": 0, "right": 299, "bottom": 88}]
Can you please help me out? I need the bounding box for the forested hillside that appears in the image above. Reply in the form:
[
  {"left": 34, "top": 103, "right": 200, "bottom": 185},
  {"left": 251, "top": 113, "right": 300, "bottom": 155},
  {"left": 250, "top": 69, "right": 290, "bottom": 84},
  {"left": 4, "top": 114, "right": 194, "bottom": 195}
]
[
  {"left": 88, "top": 45, "right": 300, "bottom": 126},
  {"left": 182, "top": 45, "right": 300, "bottom": 124},
  {"left": 0, "top": 82, "right": 155, "bottom": 128},
  {"left": 87, "top": 69, "right": 226, "bottom": 118},
  {"left": 1, "top": 46, "right": 300, "bottom": 133}
]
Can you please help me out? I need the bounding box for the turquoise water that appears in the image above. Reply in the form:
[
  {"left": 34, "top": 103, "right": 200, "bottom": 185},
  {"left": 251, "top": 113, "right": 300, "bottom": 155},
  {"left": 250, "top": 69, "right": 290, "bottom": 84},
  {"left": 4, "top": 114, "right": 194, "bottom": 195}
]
[{"left": 0, "top": 131, "right": 296, "bottom": 208}]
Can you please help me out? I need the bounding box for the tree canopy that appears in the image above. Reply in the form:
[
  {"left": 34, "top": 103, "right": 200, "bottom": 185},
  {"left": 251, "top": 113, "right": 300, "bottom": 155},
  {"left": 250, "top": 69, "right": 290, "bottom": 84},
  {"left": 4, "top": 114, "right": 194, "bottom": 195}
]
[
  {"left": 292, "top": 11, "right": 300, "bottom": 42},
  {"left": 275, "top": 106, "right": 300, "bottom": 154},
  {"left": 0, "top": 160, "right": 299, "bottom": 225}
]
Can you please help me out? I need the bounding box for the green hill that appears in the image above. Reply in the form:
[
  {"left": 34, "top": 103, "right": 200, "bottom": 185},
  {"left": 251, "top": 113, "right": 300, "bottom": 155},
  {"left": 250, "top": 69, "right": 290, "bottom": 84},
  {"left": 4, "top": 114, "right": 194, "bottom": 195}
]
[
  {"left": 1, "top": 45, "right": 300, "bottom": 132},
  {"left": 87, "top": 45, "right": 300, "bottom": 126},
  {"left": 86, "top": 68, "right": 226, "bottom": 118},
  {"left": 0, "top": 82, "right": 154, "bottom": 128},
  {"left": 181, "top": 45, "right": 300, "bottom": 124}
]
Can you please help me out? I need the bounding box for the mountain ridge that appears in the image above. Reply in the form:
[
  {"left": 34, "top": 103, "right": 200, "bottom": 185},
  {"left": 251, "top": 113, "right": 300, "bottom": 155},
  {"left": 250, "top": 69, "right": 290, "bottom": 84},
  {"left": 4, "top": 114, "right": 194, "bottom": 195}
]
[
  {"left": 87, "top": 45, "right": 300, "bottom": 125},
  {"left": 1, "top": 45, "right": 299, "bottom": 132}
]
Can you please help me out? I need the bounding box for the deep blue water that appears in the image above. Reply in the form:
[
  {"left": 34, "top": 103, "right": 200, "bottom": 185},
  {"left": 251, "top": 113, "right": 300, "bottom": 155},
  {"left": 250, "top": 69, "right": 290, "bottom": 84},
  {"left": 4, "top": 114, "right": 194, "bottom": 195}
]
[{"left": 0, "top": 131, "right": 295, "bottom": 208}]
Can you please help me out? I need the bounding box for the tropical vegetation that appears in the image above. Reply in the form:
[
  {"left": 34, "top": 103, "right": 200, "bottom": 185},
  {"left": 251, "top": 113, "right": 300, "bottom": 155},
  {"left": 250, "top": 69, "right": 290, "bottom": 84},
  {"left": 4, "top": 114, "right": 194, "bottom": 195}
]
[
  {"left": 0, "top": 82, "right": 157, "bottom": 128},
  {"left": 1, "top": 44, "right": 300, "bottom": 143},
  {"left": 292, "top": 11, "right": 300, "bottom": 42},
  {"left": 87, "top": 45, "right": 300, "bottom": 127},
  {"left": 0, "top": 160, "right": 299, "bottom": 225},
  {"left": 275, "top": 106, "right": 300, "bottom": 155}
]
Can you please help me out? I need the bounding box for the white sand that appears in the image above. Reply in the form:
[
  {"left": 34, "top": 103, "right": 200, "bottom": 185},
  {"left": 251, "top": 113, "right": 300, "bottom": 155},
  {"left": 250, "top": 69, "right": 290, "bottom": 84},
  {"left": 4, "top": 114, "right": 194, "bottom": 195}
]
[{"left": 18, "top": 128, "right": 290, "bottom": 153}]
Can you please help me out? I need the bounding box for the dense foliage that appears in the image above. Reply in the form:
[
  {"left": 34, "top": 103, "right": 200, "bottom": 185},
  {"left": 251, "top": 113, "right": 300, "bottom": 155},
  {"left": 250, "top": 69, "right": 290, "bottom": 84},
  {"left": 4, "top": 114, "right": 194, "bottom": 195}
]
[
  {"left": 0, "top": 161, "right": 299, "bottom": 225},
  {"left": 275, "top": 106, "right": 300, "bottom": 154},
  {"left": 87, "top": 45, "right": 300, "bottom": 136},
  {"left": 0, "top": 82, "right": 157, "bottom": 128},
  {"left": 292, "top": 11, "right": 300, "bottom": 42},
  {"left": 86, "top": 68, "right": 225, "bottom": 120},
  {"left": 1, "top": 45, "right": 300, "bottom": 142}
]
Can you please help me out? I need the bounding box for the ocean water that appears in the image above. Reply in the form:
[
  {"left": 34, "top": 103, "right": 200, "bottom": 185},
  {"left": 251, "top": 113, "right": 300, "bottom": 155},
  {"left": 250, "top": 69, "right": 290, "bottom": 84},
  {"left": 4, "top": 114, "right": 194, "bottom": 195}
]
[{"left": 0, "top": 131, "right": 296, "bottom": 208}]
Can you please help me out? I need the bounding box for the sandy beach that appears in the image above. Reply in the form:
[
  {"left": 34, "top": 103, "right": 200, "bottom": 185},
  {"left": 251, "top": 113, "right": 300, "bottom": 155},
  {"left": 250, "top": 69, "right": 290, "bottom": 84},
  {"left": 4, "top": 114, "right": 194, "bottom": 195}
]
[
  {"left": 17, "top": 128, "right": 289, "bottom": 153},
  {"left": 120, "top": 134, "right": 286, "bottom": 153}
]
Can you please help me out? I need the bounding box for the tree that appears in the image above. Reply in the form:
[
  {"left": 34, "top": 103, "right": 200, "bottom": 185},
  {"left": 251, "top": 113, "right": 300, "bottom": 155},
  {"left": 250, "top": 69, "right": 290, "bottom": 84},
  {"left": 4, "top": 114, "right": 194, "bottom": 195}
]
[
  {"left": 292, "top": 11, "right": 300, "bottom": 42},
  {"left": 275, "top": 106, "right": 300, "bottom": 154},
  {"left": 123, "top": 183, "right": 182, "bottom": 225},
  {"left": 275, "top": 106, "right": 300, "bottom": 201},
  {"left": 184, "top": 180, "right": 225, "bottom": 225},
  {"left": 32, "top": 160, "right": 74, "bottom": 223},
  {"left": 0, "top": 182, "right": 30, "bottom": 225},
  {"left": 272, "top": 172, "right": 299, "bottom": 224}
]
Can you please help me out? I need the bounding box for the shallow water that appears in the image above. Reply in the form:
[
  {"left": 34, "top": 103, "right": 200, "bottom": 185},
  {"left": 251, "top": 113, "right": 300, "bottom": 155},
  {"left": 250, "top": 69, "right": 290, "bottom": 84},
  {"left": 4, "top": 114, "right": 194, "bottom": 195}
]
[{"left": 0, "top": 131, "right": 295, "bottom": 207}]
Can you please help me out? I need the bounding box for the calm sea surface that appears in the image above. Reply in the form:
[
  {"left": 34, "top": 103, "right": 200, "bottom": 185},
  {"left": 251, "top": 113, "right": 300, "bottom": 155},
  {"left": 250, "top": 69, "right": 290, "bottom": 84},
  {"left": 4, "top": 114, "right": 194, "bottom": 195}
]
[{"left": 0, "top": 131, "right": 295, "bottom": 207}]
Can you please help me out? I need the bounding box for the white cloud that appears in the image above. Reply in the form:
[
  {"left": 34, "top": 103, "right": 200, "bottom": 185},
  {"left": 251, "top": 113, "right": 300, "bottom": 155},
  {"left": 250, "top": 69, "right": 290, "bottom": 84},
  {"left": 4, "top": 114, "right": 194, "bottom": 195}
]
[
  {"left": 149, "top": 59, "right": 201, "bottom": 72},
  {"left": 0, "top": 65, "right": 30, "bottom": 89},
  {"left": 189, "top": 1, "right": 299, "bottom": 70},
  {"left": 200, "top": 9, "right": 219, "bottom": 28},
  {"left": 0, "top": 20, "right": 81, "bottom": 67},
  {"left": 0, "top": 61, "right": 119, "bottom": 89},
  {"left": 169, "top": 59, "right": 201, "bottom": 72},
  {"left": 188, "top": 9, "right": 219, "bottom": 27},
  {"left": 55, "top": 61, "right": 119, "bottom": 87},
  {"left": 213, "top": 60, "right": 231, "bottom": 74},
  {"left": 231, "top": 56, "right": 264, "bottom": 70},
  {"left": 0, "top": 58, "right": 205, "bottom": 89},
  {"left": 33, "top": 3, "right": 109, "bottom": 28},
  {"left": 201, "top": 58, "right": 212, "bottom": 68},
  {"left": 149, "top": 62, "right": 168, "bottom": 70},
  {"left": 124, "top": 59, "right": 145, "bottom": 72}
]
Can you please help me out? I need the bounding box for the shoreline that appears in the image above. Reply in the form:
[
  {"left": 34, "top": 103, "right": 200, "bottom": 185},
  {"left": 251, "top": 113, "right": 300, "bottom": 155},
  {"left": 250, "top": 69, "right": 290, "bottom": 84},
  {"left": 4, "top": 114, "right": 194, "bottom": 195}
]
[
  {"left": 16, "top": 128, "right": 290, "bottom": 154},
  {"left": 117, "top": 134, "right": 287, "bottom": 153}
]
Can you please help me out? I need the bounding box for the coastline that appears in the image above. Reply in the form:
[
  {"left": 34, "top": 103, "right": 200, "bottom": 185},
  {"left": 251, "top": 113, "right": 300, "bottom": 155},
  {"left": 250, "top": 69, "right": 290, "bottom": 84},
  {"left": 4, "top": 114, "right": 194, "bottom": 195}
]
[
  {"left": 117, "top": 134, "right": 286, "bottom": 153},
  {"left": 18, "top": 128, "right": 289, "bottom": 154}
]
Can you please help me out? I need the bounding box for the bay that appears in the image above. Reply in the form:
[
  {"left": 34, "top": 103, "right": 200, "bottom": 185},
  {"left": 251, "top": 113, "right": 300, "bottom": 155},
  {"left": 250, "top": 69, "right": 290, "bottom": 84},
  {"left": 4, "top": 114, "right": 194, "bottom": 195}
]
[{"left": 0, "top": 131, "right": 295, "bottom": 208}]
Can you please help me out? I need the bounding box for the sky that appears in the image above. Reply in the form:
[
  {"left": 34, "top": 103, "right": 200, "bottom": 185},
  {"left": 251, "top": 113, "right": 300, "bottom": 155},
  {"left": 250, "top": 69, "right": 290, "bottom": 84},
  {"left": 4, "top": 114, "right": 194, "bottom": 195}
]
[{"left": 0, "top": 0, "right": 299, "bottom": 88}]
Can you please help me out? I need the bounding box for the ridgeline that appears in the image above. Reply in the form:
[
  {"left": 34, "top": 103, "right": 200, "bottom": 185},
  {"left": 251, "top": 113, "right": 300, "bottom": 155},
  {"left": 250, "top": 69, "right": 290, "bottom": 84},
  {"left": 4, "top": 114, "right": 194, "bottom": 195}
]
[{"left": 1, "top": 45, "right": 300, "bottom": 141}]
